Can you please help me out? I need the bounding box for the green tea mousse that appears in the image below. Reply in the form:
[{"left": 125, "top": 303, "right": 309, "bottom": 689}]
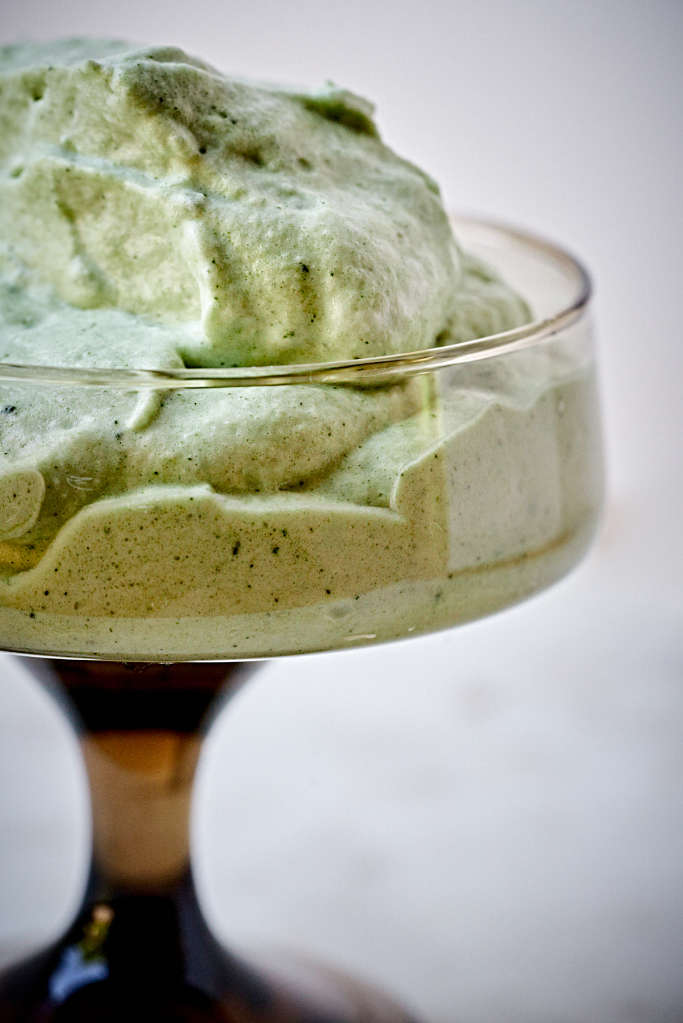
[{"left": 0, "top": 41, "right": 600, "bottom": 658}]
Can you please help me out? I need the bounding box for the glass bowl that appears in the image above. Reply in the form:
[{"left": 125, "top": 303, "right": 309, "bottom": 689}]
[{"left": 0, "top": 217, "right": 603, "bottom": 662}]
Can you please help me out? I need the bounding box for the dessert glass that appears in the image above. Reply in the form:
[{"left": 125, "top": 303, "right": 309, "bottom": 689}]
[{"left": 0, "top": 219, "right": 603, "bottom": 1021}]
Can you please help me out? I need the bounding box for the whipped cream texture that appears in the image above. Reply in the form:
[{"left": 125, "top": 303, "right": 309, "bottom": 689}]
[
  {"left": 0, "top": 41, "right": 601, "bottom": 659},
  {"left": 0, "top": 39, "right": 529, "bottom": 366}
]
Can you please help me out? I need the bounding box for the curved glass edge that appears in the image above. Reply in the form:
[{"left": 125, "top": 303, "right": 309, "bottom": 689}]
[{"left": 0, "top": 217, "right": 591, "bottom": 390}]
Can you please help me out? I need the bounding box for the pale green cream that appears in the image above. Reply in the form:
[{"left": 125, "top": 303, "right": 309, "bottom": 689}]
[
  {"left": 0, "top": 41, "right": 601, "bottom": 659},
  {"left": 0, "top": 39, "right": 529, "bottom": 366}
]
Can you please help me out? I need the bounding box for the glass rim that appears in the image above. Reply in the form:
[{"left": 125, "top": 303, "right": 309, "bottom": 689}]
[{"left": 0, "top": 216, "right": 591, "bottom": 390}]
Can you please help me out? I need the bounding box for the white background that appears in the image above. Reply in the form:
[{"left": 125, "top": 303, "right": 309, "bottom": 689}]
[{"left": 1, "top": 1, "right": 682, "bottom": 1020}]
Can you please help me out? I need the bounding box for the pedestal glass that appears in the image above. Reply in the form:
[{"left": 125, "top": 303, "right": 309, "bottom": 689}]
[{"left": 0, "top": 220, "right": 603, "bottom": 1020}]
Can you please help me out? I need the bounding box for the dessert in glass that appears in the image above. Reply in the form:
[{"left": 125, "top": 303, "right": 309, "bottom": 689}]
[{"left": 0, "top": 41, "right": 603, "bottom": 1021}]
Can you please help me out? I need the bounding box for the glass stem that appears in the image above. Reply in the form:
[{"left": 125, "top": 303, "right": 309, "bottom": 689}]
[
  {"left": 1, "top": 658, "right": 421, "bottom": 1021},
  {"left": 82, "top": 727, "right": 201, "bottom": 895},
  {"left": 36, "top": 659, "right": 251, "bottom": 901}
]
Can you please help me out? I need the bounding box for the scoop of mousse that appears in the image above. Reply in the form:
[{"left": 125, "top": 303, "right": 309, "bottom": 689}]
[{"left": 0, "top": 39, "right": 529, "bottom": 368}]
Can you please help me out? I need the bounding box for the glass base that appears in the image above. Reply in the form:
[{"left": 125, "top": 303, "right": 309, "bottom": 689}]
[
  {"left": 0, "top": 874, "right": 418, "bottom": 1021},
  {"left": 2, "top": 658, "right": 420, "bottom": 1021}
]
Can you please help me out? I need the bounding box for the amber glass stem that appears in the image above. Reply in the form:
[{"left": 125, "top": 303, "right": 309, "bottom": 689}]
[
  {"left": 35, "top": 660, "right": 245, "bottom": 896},
  {"left": 0, "top": 660, "right": 274, "bottom": 1020},
  {"left": 0, "top": 658, "right": 420, "bottom": 1022}
]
